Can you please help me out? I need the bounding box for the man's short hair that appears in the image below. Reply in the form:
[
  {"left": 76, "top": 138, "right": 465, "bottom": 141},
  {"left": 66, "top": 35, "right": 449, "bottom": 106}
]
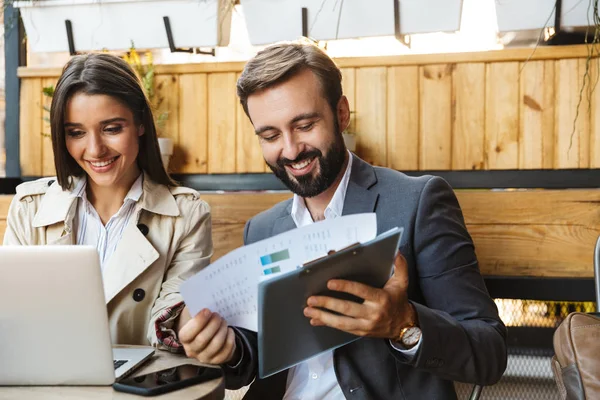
[{"left": 237, "top": 41, "right": 343, "bottom": 119}]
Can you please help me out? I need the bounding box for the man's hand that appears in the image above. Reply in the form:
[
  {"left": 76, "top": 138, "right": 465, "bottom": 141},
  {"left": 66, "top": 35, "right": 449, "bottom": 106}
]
[
  {"left": 303, "top": 252, "right": 414, "bottom": 340},
  {"left": 179, "top": 308, "right": 237, "bottom": 365}
]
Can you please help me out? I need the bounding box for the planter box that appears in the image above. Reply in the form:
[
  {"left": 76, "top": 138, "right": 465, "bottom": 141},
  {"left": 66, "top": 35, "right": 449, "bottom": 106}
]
[
  {"left": 495, "top": 0, "right": 593, "bottom": 32},
  {"left": 15, "top": 0, "right": 232, "bottom": 53},
  {"left": 241, "top": 0, "right": 463, "bottom": 45}
]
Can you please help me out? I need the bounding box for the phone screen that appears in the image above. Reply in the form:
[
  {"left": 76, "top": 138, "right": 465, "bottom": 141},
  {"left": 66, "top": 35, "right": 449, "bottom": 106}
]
[{"left": 115, "top": 364, "right": 223, "bottom": 394}]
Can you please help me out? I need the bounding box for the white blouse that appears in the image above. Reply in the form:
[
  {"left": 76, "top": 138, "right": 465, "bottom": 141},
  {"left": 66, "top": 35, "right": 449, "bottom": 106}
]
[{"left": 73, "top": 174, "right": 143, "bottom": 271}]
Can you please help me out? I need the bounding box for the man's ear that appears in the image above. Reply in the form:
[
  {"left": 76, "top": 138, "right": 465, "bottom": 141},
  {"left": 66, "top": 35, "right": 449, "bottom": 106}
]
[
  {"left": 337, "top": 95, "right": 351, "bottom": 132},
  {"left": 138, "top": 125, "right": 145, "bottom": 137}
]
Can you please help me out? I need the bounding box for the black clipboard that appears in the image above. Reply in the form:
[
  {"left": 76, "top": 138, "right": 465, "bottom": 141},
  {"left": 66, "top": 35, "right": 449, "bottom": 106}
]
[{"left": 257, "top": 227, "right": 404, "bottom": 378}]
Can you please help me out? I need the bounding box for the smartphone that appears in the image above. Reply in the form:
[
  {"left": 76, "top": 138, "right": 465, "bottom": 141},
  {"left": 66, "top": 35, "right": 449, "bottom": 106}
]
[{"left": 113, "top": 364, "right": 223, "bottom": 396}]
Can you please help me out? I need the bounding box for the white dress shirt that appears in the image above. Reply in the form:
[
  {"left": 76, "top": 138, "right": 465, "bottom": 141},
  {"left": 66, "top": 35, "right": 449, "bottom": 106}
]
[
  {"left": 283, "top": 152, "right": 420, "bottom": 400},
  {"left": 73, "top": 174, "right": 143, "bottom": 271}
]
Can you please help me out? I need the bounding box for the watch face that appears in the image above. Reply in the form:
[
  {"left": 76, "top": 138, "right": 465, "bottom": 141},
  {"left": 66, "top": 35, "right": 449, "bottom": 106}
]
[{"left": 402, "top": 326, "right": 422, "bottom": 347}]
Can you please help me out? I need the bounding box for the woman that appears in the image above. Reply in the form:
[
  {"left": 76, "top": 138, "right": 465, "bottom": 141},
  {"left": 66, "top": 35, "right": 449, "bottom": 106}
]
[{"left": 4, "top": 53, "right": 212, "bottom": 351}]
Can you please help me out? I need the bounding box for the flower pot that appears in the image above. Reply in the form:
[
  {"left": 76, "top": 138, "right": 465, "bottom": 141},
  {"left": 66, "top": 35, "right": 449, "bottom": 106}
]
[
  {"left": 14, "top": 0, "right": 232, "bottom": 53},
  {"left": 158, "top": 137, "right": 174, "bottom": 170},
  {"left": 240, "top": 0, "right": 463, "bottom": 45}
]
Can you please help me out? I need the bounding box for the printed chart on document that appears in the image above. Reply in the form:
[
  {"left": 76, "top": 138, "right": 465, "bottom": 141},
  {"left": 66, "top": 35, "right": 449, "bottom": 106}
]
[{"left": 181, "top": 213, "right": 377, "bottom": 331}]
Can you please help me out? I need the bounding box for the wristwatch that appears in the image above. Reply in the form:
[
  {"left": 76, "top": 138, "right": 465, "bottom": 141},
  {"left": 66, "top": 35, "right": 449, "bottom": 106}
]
[
  {"left": 397, "top": 324, "right": 422, "bottom": 349},
  {"left": 396, "top": 304, "right": 421, "bottom": 349}
]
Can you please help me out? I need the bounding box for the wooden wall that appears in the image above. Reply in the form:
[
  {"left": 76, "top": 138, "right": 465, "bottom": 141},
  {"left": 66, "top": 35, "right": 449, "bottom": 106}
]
[
  {"left": 17, "top": 45, "right": 600, "bottom": 176},
  {"left": 2, "top": 189, "right": 600, "bottom": 278}
]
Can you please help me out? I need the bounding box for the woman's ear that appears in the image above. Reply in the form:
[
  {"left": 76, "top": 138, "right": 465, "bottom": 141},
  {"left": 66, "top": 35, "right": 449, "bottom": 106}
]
[{"left": 138, "top": 125, "right": 145, "bottom": 137}]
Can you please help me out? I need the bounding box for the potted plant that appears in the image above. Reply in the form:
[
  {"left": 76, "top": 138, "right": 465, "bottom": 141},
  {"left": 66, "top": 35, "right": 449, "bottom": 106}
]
[
  {"left": 122, "top": 44, "right": 173, "bottom": 169},
  {"left": 13, "top": 0, "right": 233, "bottom": 53},
  {"left": 240, "top": 0, "right": 463, "bottom": 45}
]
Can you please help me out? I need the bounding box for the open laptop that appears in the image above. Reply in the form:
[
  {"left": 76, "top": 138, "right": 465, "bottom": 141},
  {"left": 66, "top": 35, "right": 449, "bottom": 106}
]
[{"left": 0, "top": 246, "right": 155, "bottom": 385}]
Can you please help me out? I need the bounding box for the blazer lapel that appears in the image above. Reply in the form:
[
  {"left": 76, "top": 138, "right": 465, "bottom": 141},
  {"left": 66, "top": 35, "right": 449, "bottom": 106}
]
[
  {"left": 101, "top": 215, "right": 159, "bottom": 304},
  {"left": 272, "top": 201, "right": 296, "bottom": 235},
  {"left": 341, "top": 154, "right": 379, "bottom": 216}
]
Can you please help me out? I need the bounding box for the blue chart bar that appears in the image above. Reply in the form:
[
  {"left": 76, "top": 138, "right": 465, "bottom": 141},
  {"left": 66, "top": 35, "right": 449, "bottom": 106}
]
[
  {"left": 260, "top": 249, "right": 290, "bottom": 266},
  {"left": 263, "top": 266, "right": 281, "bottom": 275}
]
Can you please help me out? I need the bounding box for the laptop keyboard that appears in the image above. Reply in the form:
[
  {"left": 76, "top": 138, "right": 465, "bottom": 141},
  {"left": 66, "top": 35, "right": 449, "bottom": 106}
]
[{"left": 113, "top": 359, "right": 128, "bottom": 370}]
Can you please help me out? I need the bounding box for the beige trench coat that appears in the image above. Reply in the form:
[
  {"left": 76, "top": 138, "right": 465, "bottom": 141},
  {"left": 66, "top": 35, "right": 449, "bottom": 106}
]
[{"left": 3, "top": 175, "right": 213, "bottom": 349}]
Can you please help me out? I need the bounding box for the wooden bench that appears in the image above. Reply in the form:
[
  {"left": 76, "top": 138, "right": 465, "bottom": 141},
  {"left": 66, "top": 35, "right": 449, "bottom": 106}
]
[{"left": 2, "top": 189, "right": 600, "bottom": 278}]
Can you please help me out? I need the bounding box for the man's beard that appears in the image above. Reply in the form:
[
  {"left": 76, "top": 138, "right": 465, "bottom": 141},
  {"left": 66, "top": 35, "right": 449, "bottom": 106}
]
[{"left": 266, "top": 127, "right": 347, "bottom": 198}]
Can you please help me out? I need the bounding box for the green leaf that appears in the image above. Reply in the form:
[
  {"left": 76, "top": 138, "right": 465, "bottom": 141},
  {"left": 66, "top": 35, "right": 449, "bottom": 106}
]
[{"left": 42, "top": 85, "right": 55, "bottom": 97}]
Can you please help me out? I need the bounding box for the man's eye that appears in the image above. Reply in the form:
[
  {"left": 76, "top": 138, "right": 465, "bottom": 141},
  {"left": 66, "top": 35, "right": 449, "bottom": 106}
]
[{"left": 298, "top": 123, "right": 314, "bottom": 131}]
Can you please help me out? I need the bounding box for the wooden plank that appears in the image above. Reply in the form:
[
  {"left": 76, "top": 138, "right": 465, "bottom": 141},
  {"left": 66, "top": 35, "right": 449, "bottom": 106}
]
[
  {"left": 419, "top": 64, "right": 452, "bottom": 170},
  {"left": 154, "top": 74, "right": 180, "bottom": 171},
  {"left": 235, "top": 73, "right": 265, "bottom": 173},
  {"left": 41, "top": 78, "right": 58, "bottom": 177},
  {"left": 452, "top": 63, "right": 485, "bottom": 170},
  {"left": 0, "top": 195, "right": 12, "bottom": 217},
  {"left": 554, "top": 58, "right": 591, "bottom": 168},
  {"left": 0, "top": 220, "right": 6, "bottom": 244},
  {"left": 3, "top": 189, "right": 600, "bottom": 278},
  {"left": 485, "top": 62, "right": 520, "bottom": 169},
  {"left": 578, "top": 58, "right": 591, "bottom": 168},
  {"left": 17, "top": 45, "right": 598, "bottom": 79},
  {"left": 455, "top": 189, "right": 600, "bottom": 226},
  {"left": 178, "top": 74, "right": 208, "bottom": 173},
  {"left": 207, "top": 73, "right": 238, "bottom": 173},
  {"left": 519, "top": 61, "right": 555, "bottom": 169},
  {"left": 387, "top": 66, "right": 419, "bottom": 170},
  {"left": 19, "top": 78, "right": 43, "bottom": 176},
  {"left": 355, "top": 67, "right": 387, "bottom": 167},
  {"left": 470, "top": 224, "right": 596, "bottom": 278},
  {"left": 590, "top": 57, "right": 600, "bottom": 168}
]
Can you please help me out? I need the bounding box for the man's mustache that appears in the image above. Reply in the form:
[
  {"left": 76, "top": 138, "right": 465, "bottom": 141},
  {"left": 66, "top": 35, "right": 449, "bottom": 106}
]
[{"left": 277, "top": 150, "right": 322, "bottom": 168}]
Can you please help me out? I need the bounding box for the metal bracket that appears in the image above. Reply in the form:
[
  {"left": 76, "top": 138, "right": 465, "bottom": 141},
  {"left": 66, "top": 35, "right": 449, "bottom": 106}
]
[
  {"left": 163, "top": 16, "right": 215, "bottom": 56},
  {"left": 393, "top": 0, "right": 410, "bottom": 48},
  {"left": 65, "top": 20, "right": 78, "bottom": 56}
]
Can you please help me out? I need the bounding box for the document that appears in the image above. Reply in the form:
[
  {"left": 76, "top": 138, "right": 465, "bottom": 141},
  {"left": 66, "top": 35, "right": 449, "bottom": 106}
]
[{"left": 180, "top": 213, "right": 377, "bottom": 331}]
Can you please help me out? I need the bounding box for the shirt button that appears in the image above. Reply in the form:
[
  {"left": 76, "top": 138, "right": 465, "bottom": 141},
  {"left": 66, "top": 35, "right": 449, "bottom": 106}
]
[
  {"left": 133, "top": 288, "right": 146, "bottom": 302},
  {"left": 311, "top": 373, "right": 318, "bottom": 379},
  {"left": 137, "top": 224, "right": 149, "bottom": 236}
]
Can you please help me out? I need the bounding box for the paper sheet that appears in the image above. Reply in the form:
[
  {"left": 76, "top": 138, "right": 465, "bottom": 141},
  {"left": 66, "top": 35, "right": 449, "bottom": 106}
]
[{"left": 180, "top": 213, "right": 377, "bottom": 331}]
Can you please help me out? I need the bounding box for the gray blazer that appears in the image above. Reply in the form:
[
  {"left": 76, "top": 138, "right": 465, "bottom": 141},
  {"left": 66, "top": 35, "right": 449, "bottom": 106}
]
[{"left": 223, "top": 154, "right": 507, "bottom": 400}]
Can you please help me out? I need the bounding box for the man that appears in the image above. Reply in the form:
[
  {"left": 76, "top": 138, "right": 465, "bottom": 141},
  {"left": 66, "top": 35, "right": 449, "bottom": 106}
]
[{"left": 179, "top": 42, "right": 507, "bottom": 399}]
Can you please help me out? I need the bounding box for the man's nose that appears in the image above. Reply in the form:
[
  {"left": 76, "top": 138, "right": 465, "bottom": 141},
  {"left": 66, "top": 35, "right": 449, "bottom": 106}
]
[{"left": 281, "top": 134, "right": 304, "bottom": 162}]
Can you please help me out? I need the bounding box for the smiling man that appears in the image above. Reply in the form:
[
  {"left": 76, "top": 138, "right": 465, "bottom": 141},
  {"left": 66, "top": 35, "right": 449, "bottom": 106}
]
[{"left": 179, "top": 42, "right": 507, "bottom": 400}]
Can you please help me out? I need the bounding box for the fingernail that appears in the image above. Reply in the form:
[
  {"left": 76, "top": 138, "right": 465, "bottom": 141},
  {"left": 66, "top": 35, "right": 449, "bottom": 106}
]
[
  {"left": 304, "top": 308, "right": 311, "bottom": 317},
  {"left": 328, "top": 281, "right": 337, "bottom": 290},
  {"left": 307, "top": 297, "right": 315, "bottom": 306},
  {"left": 202, "top": 309, "right": 211, "bottom": 317}
]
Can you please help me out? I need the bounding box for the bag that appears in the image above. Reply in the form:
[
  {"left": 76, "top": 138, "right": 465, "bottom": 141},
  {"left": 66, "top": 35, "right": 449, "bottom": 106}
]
[{"left": 551, "top": 312, "right": 600, "bottom": 400}]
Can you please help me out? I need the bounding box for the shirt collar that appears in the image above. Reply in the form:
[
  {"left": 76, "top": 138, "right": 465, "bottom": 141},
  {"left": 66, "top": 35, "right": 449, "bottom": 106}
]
[
  {"left": 74, "top": 173, "right": 144, "bottom": 204},
  {"left": 291, "top": 150, "right": 353, "bottom": 227},
  {"left": 33, "top": 172, "right": 178, "bottom": 227}
]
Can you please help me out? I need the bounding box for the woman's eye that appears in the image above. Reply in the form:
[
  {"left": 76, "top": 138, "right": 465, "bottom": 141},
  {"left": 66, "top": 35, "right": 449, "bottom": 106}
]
[
  {"left": 66, "top": 130, "right": 84, "bottom": 138},
  {"left": 105, "top": 125, "right": 123, "bottom": 134}
]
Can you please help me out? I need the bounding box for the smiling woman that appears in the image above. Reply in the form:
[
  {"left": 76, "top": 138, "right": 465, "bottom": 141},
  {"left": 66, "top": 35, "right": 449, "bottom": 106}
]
[{"left": 3, "top": 53, "right": 214, "bottom": 353}]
